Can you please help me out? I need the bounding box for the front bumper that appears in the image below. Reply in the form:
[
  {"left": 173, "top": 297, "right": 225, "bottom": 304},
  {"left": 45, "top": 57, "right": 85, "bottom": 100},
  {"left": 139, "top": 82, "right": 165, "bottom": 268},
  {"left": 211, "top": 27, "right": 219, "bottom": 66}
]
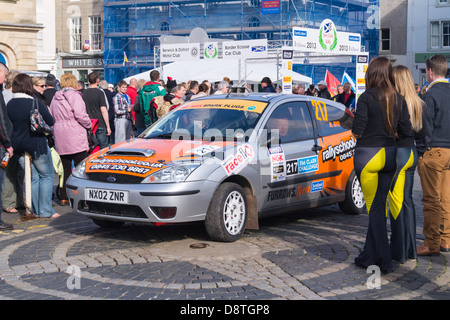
[{"left": 66, "top": 175, "right": 218, "bottom": 224}]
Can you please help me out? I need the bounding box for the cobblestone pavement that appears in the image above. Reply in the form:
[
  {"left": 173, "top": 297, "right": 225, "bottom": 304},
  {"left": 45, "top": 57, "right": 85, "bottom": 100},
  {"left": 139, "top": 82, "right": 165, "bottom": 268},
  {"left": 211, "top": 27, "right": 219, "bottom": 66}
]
[{"left": 0, "top": 172, "right": 448, "bottom": 301}]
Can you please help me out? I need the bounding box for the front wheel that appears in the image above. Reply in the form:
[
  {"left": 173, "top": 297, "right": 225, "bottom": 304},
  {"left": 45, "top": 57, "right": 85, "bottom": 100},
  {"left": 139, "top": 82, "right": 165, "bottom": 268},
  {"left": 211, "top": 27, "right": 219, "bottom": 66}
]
[
  {"left": 205, "top": 182, "right": 248, "bottom": 242},
  {"left": 338, "top": 171, "right": 366, "bottom": 215}
]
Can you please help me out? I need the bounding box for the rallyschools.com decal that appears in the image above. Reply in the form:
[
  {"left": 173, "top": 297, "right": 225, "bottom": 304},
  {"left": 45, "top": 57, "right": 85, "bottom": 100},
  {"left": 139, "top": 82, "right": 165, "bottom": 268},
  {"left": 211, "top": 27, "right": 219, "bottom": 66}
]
[
  {"left": 87, "top": 158, "right": 166, "bottom": 175},
  {"left": 322, "top": 136, "right": 356, "bottom": 163}
]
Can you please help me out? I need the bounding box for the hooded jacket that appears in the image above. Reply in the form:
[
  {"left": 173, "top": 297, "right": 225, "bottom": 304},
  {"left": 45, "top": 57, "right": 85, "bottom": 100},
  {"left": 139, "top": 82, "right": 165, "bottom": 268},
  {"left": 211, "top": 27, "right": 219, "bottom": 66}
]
[
  {"left": 138, "top": 81, "right": 166, "bottom": 127},
  {"left": 49, "top": 88, "right": 92, "bottom": 155},
  {"left": 416, "top": 80, "right": 450, "bottom": 156}
]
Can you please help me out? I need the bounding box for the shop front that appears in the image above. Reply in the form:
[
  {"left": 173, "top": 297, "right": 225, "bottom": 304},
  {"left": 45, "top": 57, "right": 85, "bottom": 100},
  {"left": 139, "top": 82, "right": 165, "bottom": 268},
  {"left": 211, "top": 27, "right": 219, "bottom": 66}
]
[{"left": 59, "top": 55, "right": 104, "bottom": 85}]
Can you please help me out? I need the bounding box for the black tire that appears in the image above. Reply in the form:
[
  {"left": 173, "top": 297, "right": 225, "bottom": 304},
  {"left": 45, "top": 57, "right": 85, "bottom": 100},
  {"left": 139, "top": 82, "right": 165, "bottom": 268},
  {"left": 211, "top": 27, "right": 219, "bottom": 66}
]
[
  {"left": 91, "top": 217, "right": 125, "bottom": 228},
  {"left": 338, "top": 170, "right": 366, "bottom": 215},
  {"left": 205, "top": 182, "right": 248, "bottom": 242}
]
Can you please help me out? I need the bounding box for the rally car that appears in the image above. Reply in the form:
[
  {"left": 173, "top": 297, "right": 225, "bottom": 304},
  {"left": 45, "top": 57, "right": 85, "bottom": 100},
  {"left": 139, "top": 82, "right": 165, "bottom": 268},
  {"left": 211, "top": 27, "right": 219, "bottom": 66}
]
[{"left": 66, "top": 93, "right": 365, "bottom": 242}]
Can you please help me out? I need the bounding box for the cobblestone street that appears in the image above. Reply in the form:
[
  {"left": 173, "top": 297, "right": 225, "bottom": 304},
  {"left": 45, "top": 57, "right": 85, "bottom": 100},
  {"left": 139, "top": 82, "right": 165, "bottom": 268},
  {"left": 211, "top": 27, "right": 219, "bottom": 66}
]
[{"left": 0, "top": 172, "right": 448, "bottom": 302}]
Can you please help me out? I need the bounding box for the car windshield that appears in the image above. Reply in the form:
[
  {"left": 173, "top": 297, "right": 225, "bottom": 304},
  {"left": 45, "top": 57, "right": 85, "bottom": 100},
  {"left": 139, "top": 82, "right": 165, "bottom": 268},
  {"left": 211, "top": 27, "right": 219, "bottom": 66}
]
[{"left": 141, "top": 104, "right": 264, "bottom": 141}]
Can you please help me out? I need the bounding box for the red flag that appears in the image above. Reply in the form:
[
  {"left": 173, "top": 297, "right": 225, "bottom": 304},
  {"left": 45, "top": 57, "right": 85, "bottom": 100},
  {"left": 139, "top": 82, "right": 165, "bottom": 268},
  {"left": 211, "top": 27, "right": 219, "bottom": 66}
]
[{"left": 325, "top": 70, "right": 341, "bottom": 97}]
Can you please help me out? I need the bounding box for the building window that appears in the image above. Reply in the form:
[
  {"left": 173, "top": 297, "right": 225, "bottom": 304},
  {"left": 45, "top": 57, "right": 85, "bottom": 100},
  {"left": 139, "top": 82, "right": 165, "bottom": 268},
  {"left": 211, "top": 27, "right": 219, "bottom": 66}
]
[
  {"left": 380, "top": 28, "right": 390, "bottom": 51},
  {"left": 437, "top": 0, "right": 449, "bottom": 6},
  {"left": 430, "top": 21, "right": 450, "bottom": 48},
  {"left": 70, "top": 17, "right": 82, "bottom": 51},
  {"left": 90, "top": 16, "right": 102, "bottom": 51},
  {"left": 248, "top": 17, "right": 260, "bottom": 28},
  {"left": 444, "top": 21, "right": 450, "bottom": 47},
  {"left": 160, "top": 21, "right": 170, "bottom": 31}
]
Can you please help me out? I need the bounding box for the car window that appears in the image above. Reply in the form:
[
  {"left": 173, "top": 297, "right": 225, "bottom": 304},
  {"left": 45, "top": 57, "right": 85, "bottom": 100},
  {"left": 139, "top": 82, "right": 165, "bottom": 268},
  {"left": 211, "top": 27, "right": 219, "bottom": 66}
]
[
  {"left": 264, "top": 102, "right": 314, "bottom": 143},
  {"left": 310, "top": 99, "right": 352, "bottom": 136}
]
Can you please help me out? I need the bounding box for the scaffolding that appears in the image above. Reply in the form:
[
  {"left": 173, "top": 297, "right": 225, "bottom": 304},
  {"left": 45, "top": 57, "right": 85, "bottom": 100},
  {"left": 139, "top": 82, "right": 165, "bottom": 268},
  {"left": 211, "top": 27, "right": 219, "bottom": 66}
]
[{"left": 103, "top": 0, "right": 379, "bottom": 84}]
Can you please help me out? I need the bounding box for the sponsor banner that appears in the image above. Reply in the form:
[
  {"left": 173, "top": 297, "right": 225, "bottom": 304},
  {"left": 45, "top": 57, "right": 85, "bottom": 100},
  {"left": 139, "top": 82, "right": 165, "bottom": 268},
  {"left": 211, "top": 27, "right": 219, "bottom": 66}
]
[
  {"left": 269, "top": 146, "right": 286, "bottom": 183},
  {"left": 204, "top": 42, "right": 219, "bottom": 59},
  {"left": 292, "top": 19, "right": 361, "bottom": 55},
  {"left": 160, "top": 43, "right": 200, "bottom": 62},
  {"left": 180, "top": 99, "right": 268, "bottom": 114},
  {"left": 298, "top": 155, "right": 319, "bottom": 174},
  {"left": 311, "top": 181, "right": 324, "bottom": 193},
  {"left": 286, "top": 155, "right": 320, "bottom": 176},
  {"left": 222, "top": 39, "right": 268, "bottom": 60},
  {"left": 261, "top": 0, "right": 280, "bottom": 14},
  {"left": 355, "top": 52, "right": 369, "bottom": 104},
  {"left": 221, "top": 144, "right": 255, "bottom": 176}
]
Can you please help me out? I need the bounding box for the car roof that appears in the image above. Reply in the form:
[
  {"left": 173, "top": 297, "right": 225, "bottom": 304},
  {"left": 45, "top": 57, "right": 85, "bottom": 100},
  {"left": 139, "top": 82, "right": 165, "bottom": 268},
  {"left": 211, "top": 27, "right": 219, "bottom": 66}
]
[
  {"left": 193, "top": 92, "right": 309, "bottom": 103},
  {"left": 191, "top": 93, "right": 347, "bottom": 112}
]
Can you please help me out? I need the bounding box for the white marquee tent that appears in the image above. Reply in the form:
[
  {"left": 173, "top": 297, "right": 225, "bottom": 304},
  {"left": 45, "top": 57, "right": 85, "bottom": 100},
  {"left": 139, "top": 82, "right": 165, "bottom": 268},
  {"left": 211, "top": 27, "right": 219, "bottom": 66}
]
[{"left": 124, "top": 59, "right": 312, "bottom": 86}]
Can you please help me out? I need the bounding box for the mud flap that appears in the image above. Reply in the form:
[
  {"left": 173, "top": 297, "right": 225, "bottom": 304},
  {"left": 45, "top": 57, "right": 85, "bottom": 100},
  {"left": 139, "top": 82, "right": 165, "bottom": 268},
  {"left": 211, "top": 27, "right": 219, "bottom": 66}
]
[{"left": 245, "top": 194, "right": 259, "bottom": 230}]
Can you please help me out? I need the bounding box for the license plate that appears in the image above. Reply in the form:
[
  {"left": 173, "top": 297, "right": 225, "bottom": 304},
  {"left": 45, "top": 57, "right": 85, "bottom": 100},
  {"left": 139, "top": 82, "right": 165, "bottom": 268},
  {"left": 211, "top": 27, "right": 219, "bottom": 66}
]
[{"left": 85, "top": 188, "right": 129, "bottom": 204}]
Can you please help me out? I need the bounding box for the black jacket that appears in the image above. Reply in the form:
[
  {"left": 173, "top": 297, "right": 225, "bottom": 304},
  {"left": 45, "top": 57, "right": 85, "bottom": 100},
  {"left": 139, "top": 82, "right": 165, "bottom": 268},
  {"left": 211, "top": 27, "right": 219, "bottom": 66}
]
[
  {"left": 352, "top": 88, "right": 411, "bottom": 148},
  {"left": 416, "top": 81, "right": 450, "bottom": 155},
  {"left": 263, "top": 85, "right": 276, "bottom": 93},
  {"left": 184, "top": 90, "right": 196, "bottom": 101},
  {"left": 336, "top": 92, "right": 356, "bottom": 108},
  {"left": 7, "top": 97, "right": 54, "bottom": 156},
  {"left": 317, "top": 88, "right": 332, "bottom": 100},
  {"left": 0, "top": 84, "right": 12, "bottom": 150}
]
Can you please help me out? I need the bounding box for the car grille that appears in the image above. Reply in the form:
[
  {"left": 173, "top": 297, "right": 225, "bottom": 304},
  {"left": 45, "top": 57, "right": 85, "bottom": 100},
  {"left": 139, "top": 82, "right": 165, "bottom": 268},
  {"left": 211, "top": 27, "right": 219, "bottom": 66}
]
[
  {"left": 80, "top": 201, "right": 149, "bottom": 219},
  {"left": 86, "top": 172, "right": 144, "bottom": 184}
]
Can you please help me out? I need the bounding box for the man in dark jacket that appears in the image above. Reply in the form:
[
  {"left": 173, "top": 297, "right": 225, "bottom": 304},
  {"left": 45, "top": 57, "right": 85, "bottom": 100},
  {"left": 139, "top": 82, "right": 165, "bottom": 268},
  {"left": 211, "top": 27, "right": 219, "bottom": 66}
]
[
  {"left": 261, "top": 77, "right": 276, "bottom": 93},
  {"left": 416, "top": 55, "right": 450, "bottom": 256},
  {"left": 317, "top": 81, "right": 332, "bottom": 100},
  {"left": 336, "top": 82, "right": 356, "bottom": 109},
  {"left": 43, "top": 74, "right": 59, "bottom": 106},
  {"left": 0, "top": 62, "right": 13, "bottom": 230},
  {"left": 184, "top": 80, "right": 199, "bottom": 101}
]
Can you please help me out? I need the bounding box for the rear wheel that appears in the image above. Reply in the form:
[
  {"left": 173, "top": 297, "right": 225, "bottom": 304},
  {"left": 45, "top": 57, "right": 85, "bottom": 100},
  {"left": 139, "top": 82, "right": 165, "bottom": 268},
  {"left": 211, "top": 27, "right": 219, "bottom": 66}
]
[
  {"left": 338, "top": 171, "right": 366, "bottom": 215},
  {"left": 205, "top": 182, "right": 248, "bottom": 242}
]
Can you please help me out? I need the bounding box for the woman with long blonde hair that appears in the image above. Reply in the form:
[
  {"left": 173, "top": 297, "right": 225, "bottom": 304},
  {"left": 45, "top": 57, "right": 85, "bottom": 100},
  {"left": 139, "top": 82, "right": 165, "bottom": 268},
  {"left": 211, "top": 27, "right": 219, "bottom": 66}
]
[
  {"left": 352, "top": 57, "right": 412, "bottom": 273},
  {"left": 388, "top": 65, "right": 424, "bottom": 263}
]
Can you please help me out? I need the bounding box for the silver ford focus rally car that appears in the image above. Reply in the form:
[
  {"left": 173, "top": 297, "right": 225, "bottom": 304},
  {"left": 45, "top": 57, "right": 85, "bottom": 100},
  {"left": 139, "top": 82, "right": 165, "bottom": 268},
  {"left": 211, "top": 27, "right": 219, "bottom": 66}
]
[{"left": 66, "top": 93, "right": 365, "bottom": 242}]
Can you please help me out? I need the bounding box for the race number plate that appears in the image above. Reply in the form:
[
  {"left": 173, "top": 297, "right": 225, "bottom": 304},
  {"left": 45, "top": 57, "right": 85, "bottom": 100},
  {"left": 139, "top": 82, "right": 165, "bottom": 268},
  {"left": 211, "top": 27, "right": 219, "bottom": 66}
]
[{"left": 85, "top": 188, "right": 129, "bottom": 204}]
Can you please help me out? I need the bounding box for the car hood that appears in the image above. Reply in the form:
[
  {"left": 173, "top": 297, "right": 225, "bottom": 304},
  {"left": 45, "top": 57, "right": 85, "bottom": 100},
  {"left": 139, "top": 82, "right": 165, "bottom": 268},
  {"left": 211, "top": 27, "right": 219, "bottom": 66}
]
[{"left": 84, "top": 138, "right": 237, "bottom": 178}]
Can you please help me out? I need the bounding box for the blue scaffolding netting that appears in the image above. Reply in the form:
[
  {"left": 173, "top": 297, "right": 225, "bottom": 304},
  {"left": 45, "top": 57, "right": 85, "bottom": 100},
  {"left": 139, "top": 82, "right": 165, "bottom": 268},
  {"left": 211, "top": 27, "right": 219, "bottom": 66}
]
[{"left": 103, "top": 0, "right": 380, "bottom": 85}]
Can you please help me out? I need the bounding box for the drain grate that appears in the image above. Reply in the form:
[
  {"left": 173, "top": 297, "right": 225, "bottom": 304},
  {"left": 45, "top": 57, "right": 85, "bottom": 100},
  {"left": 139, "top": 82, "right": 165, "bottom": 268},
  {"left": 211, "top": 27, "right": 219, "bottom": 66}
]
[{"left": 189, "top": 243, "right": 210, "bottom": 249}]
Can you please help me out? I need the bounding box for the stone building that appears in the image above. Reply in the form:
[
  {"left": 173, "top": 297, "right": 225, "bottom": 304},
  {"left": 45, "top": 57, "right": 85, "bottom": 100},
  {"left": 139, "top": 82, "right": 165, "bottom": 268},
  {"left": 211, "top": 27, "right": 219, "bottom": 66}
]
[
  {"left": 55, "top": 0, "right": 104, "bottom": 83},
  {"left": 0, "top": 0, "right": 42, "bottom": 70}
]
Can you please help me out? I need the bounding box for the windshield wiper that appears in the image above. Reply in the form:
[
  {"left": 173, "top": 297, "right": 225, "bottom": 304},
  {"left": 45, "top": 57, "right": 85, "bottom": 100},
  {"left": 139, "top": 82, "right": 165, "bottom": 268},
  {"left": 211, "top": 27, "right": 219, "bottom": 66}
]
[{"left": 146, "top": 132, "right": 174, "bottom": 139}]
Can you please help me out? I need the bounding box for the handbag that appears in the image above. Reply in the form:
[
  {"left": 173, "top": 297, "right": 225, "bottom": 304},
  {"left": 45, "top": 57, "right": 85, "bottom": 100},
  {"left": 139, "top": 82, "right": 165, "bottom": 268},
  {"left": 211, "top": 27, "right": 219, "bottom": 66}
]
[{"left": 30, "top": 99, "right": 54, "bottom": 134}]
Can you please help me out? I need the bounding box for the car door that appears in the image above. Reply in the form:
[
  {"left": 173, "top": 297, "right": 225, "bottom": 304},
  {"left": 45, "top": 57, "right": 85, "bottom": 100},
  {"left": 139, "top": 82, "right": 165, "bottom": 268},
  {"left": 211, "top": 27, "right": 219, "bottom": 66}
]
[
  {"left": 309, "top": 98, "right": 356, "bottom": 199},
  {"left": 258, "top": 100, "right": 320, "bottom": 210}
]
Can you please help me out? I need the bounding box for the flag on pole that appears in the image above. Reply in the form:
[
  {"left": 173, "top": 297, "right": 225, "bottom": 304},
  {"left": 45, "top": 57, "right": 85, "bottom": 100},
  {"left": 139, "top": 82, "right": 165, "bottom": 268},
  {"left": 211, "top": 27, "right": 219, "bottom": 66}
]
[
  {"left": 341, "top": 72, "right": 356, "bottom": 92},
  {"left": 123, "top": 52, "right": 130, "bottom": 68},
  {"left": 325, "top": 70, "right": 341, "bottom": 97}
]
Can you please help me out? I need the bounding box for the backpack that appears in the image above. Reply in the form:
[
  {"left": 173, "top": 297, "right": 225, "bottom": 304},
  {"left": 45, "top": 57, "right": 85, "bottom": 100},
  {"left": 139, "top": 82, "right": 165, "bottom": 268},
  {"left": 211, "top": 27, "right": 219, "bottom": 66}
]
[{"left": 139, "top": 82, "right": 166, "bottom": 127}]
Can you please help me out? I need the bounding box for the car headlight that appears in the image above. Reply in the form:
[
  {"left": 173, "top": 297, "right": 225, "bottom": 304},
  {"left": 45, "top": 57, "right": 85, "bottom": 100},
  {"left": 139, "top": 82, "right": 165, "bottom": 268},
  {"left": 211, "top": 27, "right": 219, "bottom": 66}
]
[
  {"left": 141, "top": 164, "right": 199, "bottom": 183},
  {"left": 71, "top": 159, "right": 89, "bottom": 179}
]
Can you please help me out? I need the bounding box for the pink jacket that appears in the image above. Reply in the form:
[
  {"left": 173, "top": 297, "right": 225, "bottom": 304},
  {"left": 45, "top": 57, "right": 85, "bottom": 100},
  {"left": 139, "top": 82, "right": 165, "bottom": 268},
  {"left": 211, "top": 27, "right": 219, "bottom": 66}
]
[{"left": 50, "top": 88, "right": 92, "bottom": 155}]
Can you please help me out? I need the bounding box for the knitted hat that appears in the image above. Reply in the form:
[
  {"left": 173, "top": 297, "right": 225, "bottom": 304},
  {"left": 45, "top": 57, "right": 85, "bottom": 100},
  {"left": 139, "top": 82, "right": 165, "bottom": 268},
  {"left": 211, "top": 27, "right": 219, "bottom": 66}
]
[{"left": 167, "top": 77, "right": 177, "bottom": 92}]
